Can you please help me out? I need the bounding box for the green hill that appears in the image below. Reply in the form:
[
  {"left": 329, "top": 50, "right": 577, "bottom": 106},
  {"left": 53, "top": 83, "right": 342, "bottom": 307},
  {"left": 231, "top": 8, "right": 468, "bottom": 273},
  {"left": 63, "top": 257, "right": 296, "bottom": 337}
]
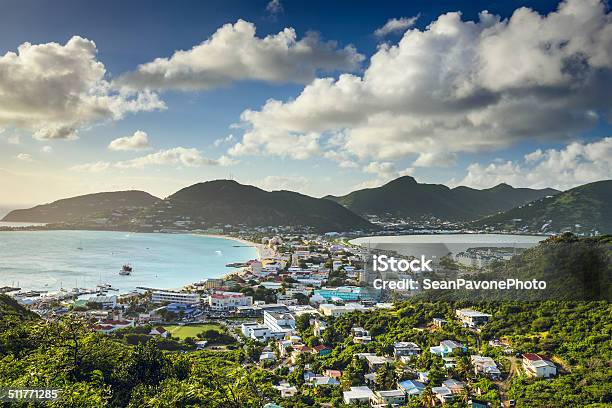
[
  {"left": 325, "top": 176, "right": 558, "bottom": 220},
  {"left": 473, "top": 180, "right": 612, "bottom": 234},
  {"left": 2, "top": 191, "right": 161, "bottom": 223},
  {"left": 146, "top": 180, "right": 375, "bottom": 232},
  {"left": 0, "top": 294, "right": 37, "bottom": 324}
]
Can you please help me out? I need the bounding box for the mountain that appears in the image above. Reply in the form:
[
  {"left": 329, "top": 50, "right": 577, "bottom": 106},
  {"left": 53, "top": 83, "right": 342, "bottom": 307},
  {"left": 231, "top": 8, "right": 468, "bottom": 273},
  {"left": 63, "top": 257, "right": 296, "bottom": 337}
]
[
  {"left": 2, "top": 191, "right": 160, "bottom": 223},
  {"left": 148, "top": 180, "right": 374, "bottom": 232},
  {"left": 325, "top": 176, "right": 559, "bottom": 220},
  {"left": 473, "top": 180, "right": 612, "bottom": 234}
]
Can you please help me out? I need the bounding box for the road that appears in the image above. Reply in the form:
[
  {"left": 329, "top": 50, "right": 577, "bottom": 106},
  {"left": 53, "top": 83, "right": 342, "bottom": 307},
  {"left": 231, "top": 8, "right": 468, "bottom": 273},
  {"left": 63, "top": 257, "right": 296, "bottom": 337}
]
[{"left": 496, "top": 356, "right": 519, "bottom": 407}]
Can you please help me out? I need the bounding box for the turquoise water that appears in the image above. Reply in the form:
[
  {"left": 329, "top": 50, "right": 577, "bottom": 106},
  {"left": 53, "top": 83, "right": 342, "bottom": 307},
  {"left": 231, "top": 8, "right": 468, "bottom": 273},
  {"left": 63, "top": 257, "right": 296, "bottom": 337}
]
[{"left": 0, "top": 230, "right": 257, "bottom": 293}]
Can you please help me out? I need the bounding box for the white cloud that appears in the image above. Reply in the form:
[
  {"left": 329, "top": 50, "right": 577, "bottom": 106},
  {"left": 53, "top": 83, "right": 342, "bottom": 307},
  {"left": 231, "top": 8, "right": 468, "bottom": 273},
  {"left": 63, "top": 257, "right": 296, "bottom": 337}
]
[
  {"left": 41, "top": 146, "right": 53, "bottom": 153},
  {"left": 0, "top": 36, "right": 165, "bottom": 140},
  {"left": 108, "top": 130, "right": 150, "bottom": 151},
  {"left": 119, "top": 20, "right": 364, "bottom": 91},
  {"left": 15, "top": 153, "right": 33, "bottom": 162},
  {"left": 115, "top": 147, "right": 219, "bottom": 169},
  {"left": 230, "top": 0, "right": 612, "bottom": 173},
  {"left": 456, "top": 137, "right": 612, "bottom": 190},
  {"left": 70, "top": 161, "right": 111, "bottom": 173},
  {"left": 213, "top": 134, "right": 235, "bottom": 147},
  {"left": 254, "top": 175, "right": 310, "bottom": 192},
  {"left": 266, "top": 0, "right": 283, "bottom": 14},
  {"left": 374, "top": 15, "right": 420, "bottom": 37}
]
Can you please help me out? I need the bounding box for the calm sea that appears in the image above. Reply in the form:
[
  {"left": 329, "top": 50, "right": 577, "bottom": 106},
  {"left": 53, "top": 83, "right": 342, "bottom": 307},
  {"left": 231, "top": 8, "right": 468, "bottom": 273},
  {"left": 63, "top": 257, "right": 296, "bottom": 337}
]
[{"left": 0, "top": 230, "right": 257, "bottom": 293}]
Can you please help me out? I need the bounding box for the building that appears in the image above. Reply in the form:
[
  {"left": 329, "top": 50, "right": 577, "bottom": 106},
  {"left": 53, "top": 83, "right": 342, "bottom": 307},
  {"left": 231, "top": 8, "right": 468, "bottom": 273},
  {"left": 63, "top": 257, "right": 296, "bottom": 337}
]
[
  {"left": 151, "top": 290, "right": 200, "bottom": 304},
  {"left": 522, "top": 353, "right": 557, "bottom": 378},
  {"left": 352, "top": 327, "right": 372, "bottom": 344},
  {"left": 393, "top": 341, "right": 421, "bottom": 359},
  {"left": 456, "top": 309, "right": 492, "bottom": 328},
  {"left": 356, "top": 353, "right": 393, "bottom": 371},
  {"left": 199, "top": 278, "right": 224, "bottom": 289},
  {"left": 313, "top": 286, "right": 377, "bottom": 302},
  {"left": 274, "top": 382, "right": 298, "bottom": 398},
  {"left": 397, "top": 379, "right": 425, "bottom": 397},
  {"left": 87, "top": 295, "right": 117, "bottom": 309},
  {"left": 432, "top": 317, "right": 447, "bottom": 328},
  {"left": 343, "top": 386, "right": 375, "bottom": 405},
  {"left": 371, "top": 389, "right": 406, "bottom": 407},
  {"left": 471, "top": 355, "right": 502, "bottom": 379},
  {"left": 241, "top": 322, "right": 274, "bottom": 341},
  {"left": 432, "top": 386, "right": 454, "bottom": 403},
  {"left": 149, "top": 326, "right": 169, "bottom": 338},
  {"left": 430, "top": 340, "right": 467, "bottom": 357},
  {"left": 319, "top": 303, "right": 369, "bottom": 317},
  {"left": 208, "top": 292, "right": 253, "bottom": 310},
  {"left": 263, "top": 310, "right": 296, "bottom": 335}
]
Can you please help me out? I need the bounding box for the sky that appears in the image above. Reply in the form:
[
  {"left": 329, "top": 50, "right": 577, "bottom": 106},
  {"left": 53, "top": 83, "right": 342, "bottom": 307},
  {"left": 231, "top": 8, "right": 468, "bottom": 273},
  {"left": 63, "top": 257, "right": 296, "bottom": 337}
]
[{"left": 0, "top": 0, "right": 611, "bottom": 207}]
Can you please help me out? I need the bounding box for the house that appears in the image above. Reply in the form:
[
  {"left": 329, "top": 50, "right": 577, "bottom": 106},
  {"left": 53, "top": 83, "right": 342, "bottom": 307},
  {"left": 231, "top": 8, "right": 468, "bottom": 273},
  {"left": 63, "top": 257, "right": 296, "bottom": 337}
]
[
  {"left": 397, "top": 379, "right": 425, "bottom": 397},
  {"left": 343, "top": 386, "right": 375, "bottom": 405},
  {"left": 309, "top": 376, "right": 340, "bottom": 387},
  {"left": 274, "top": 381, "right": 298, "bottom": 398},
  {"left": 522, "top": 353, "right": 557, "bottom": 378},
  {"left": 442, "top": 356, "right": 457, "bottom": 369},
  {"left": 195, "top": 340, "right": 207, "bottom": 350},
  {"left": 324, "top": 369, "right": 342, "bottom": 379},
  {"left": 149, "top": 326, "right": 169, "bottom": 338},
  {"left": 313, "top": 319, "right": 327, "bottom": 336},
  {"left": 356, "top": 353, "right": 393, "bottom": 371},
  {"left": 430, "top": 340, "right": 467, "bottom": 357},
  {"left": 456, "top": 309, "right": 492, "bottom": 328},
  {"left": 371, "top": 389, "right": 406, "bottom": 407},
  {"left": 442, "top": 379, "right": 466, "bottom": 394},
  {"left": 352, "top": 327, "right": 372, "bottom": 343},
  {"left": 471, "top": 355, "right": 502, "bottom": 379},
  {"left": 432, "top": 386, "right": 454, "bottom": 403},
  {"left": 393, "top": 341, "right": 421, "bottom": 359},
  {"left": 432, "top": 317, "right": 447, "bottom": 328},
  {"left": 417, "top": 371, "right": 429, "bottom": 383},
  {"left": 87, "top": 295, "right": 117, "bottom": 309},
  {"left": 259, "top": 351, "right": 277, "bottom": 363},
  {"left": 312, "top": 345, "right": 332, "bottom": 356},
  {"left": 151, "top": 290, "right": 200, "bottom": 304}
]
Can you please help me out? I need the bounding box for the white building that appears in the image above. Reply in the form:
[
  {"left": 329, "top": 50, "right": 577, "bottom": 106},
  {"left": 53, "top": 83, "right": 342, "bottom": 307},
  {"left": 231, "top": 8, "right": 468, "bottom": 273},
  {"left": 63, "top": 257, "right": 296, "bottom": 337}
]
[
  {"left": 343, "top": 386, "right": 375, "bottom": 405},
  {"left": 208, "top": 292, "right": 253, "bottom": 310},
  {"left": 522, "top": 353, "right": 557, "bottom": 378},
  {"left": 456, "top": 309, "right": 492, "bottom": 328},
  {"left": 151, "top": 291, "right": 200, "bottom": 304}
]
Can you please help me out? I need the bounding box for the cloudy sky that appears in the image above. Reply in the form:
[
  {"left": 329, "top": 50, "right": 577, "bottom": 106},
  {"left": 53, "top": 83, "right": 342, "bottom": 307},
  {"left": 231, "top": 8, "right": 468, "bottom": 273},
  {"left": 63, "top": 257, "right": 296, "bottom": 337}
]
[{"left": 1, "top": 0, "right": 611, "bottom": 207}]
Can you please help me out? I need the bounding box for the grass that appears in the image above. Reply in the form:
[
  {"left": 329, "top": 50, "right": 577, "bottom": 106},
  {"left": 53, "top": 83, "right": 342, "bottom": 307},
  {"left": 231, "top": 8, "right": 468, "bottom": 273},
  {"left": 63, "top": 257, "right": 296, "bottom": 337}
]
[{"left": 163, "top": 323, "right": 223, "bottom": 340}]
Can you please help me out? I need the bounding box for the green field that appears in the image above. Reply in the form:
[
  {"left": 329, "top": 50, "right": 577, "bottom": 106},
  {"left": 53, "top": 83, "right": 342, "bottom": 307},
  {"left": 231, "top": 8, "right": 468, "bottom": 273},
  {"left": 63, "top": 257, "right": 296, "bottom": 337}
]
[{"left": 163, "top": 324, "right": 223, "bottom": 340}]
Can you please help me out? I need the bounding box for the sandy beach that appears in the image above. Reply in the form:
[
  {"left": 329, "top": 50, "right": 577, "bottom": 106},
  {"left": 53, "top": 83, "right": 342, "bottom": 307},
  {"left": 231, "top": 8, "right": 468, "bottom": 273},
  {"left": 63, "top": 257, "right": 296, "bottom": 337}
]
[{"left": 194, "top": 233, "right": 274, "bottom": 260}]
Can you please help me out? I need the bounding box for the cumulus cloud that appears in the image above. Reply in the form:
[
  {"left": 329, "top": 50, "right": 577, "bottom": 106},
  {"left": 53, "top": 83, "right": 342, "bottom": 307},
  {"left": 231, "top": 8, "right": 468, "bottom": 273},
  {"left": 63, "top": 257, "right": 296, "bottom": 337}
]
[
  {"left": 374, "top": 15, "right": 420, "bottom": 37},
  {"left": 254, "top": 175, "right": 311, "bottom": 192},
  {"left": 213, "top": 134, "right": 235, "bottom": 147},
  {"left": 230, "top": 0, "right": 612, "bottom": 171},
  {"left": 41, "top": 146, "right": 53, "bottom": 153},
  {"left": 15, "top": 153, "right": 33, "bottom": 162},
  {"left": 0, "top": 36, "right": 165, "bottom": 140},
  {"left": 108, "top": 130, "right": 151, "bottom": 151},
  {"left": 115, "top": 147, "right": 220, "bottom": 168},
  {"left": 456, "top": 137, "right": 612, "bottom": 190},
  {"left": 118, "top": 20, "right": 363, "bottom": 91}
]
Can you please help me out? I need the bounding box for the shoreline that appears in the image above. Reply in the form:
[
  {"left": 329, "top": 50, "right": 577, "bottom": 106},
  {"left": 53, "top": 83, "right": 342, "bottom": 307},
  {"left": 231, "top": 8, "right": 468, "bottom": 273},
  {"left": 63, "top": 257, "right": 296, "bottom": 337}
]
[{"left": 193, "top": 233, "right": 267, "bottom": 261}]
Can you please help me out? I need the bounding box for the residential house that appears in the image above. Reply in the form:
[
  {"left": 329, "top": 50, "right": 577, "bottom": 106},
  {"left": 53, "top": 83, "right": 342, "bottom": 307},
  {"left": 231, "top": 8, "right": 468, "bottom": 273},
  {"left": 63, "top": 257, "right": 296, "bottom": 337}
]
[
  {"left": 149, "top": 326, "right": 169, "bottom": 338},
  {"left": 343, "top": 386, "right": 375, "bottom": 405},
  {"left": 393, "top": 341, "right": 421, "bottom": 359},
  {"left": 352, "top": 327, "right": 372, "bottom": 344},
  {"left": 397, "top": 379, "right": 425, "bottom": 398},
  {"left": 522, "top": 353, "right": 557, "bottom": 378},
  {"left": 430, "top": 340, "right": 467, "bottom": 357},
  {"left": 471, "top": 355, "right": 502, "bottom": 379},
  {"left": 456, "top": 309, "right": 492, "bottom": 328},
  {"left": 371, "top": 389, "right": 406, "bottom": 407}
]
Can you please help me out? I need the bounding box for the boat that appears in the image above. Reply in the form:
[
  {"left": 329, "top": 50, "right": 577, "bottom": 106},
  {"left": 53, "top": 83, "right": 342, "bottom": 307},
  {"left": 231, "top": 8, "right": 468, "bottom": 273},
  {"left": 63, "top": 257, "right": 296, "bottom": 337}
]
[{"left": 119, "top": 264, "right": 133, "bottom": 276}]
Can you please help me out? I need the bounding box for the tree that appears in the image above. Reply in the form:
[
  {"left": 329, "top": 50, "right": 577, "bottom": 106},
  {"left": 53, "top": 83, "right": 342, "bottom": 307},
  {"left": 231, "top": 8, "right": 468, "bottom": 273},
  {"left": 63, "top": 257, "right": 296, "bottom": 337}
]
[{"left": 375, "top": 362, "right": 396, "bottom": 390}]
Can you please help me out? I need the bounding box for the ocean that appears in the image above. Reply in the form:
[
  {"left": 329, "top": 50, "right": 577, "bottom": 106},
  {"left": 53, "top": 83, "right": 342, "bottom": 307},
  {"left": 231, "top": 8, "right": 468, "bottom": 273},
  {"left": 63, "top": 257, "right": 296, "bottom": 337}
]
[{"left": 0, "top": 230, "right": 257, "bottom": 293}]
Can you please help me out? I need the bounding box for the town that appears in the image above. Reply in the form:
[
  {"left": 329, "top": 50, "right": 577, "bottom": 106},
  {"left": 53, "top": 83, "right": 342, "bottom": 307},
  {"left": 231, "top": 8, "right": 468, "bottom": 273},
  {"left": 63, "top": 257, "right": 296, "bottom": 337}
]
[{"left": 4, "top": 231, "right": 571, "bottom": 408}]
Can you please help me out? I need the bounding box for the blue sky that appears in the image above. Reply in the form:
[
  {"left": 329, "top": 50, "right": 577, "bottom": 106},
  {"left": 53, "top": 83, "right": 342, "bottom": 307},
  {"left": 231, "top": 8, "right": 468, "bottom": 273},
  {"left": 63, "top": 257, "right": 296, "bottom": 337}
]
[{"left": 0, "top": 0, "right": 611, "bottom": 206}]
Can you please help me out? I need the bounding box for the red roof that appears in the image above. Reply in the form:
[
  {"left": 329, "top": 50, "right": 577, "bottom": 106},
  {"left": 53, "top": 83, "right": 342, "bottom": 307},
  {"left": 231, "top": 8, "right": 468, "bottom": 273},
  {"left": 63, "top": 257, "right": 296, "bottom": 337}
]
[
  {"left": 523, "top": 353, "right": 542, "bottom": 361},
  {"left": 155, "top": 327, "right": 167, "bottom": 333},
  {"left": 313, "top": 345, "right": 330, "bottom": 352}
]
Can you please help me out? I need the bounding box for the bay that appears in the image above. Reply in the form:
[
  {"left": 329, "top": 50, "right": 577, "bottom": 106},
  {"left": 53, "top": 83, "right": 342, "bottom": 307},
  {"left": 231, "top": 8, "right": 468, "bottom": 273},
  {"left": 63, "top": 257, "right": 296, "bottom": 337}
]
[{"left": 0, "top": 230, "right": 257, "bottom": 293}]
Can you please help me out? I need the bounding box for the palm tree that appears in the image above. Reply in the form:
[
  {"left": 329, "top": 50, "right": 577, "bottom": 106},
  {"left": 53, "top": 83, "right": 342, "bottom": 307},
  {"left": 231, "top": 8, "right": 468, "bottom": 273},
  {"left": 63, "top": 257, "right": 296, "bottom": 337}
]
[
  {"left": 459, "top": 383, "right": 472, "bottom": 405},
  {"left": 421, "top": 386, "right": 437, "bottom": 408}
]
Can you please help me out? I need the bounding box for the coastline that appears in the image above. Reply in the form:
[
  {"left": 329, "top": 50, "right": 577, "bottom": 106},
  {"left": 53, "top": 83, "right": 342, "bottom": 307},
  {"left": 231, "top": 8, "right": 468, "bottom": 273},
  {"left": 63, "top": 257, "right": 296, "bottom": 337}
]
[{"left": 193, "top": 233, "right": 274, "bottom": 261}]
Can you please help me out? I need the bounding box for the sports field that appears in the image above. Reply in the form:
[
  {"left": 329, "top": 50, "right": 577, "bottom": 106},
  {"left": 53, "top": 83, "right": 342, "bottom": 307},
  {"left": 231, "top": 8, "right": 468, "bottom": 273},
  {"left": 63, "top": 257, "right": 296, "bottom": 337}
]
[{"left": 163, "top": 323, "right": 223, "bottom": 340}]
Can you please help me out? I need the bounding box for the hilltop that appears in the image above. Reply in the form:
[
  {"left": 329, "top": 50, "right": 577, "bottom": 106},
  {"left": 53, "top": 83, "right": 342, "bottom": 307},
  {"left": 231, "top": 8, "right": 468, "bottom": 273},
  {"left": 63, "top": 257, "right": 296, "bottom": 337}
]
[
  {"left": 325, "top": 176, "right": 558, "bottom": 220},
  {"left": 2, "top": 191, "right": 160, "bottom": 223},
  {"left": 473, "top": 180, "right": 612, "bottom": 234},
  {"left": 143, "top": 180, "right": 375, "bottom": 232}
]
